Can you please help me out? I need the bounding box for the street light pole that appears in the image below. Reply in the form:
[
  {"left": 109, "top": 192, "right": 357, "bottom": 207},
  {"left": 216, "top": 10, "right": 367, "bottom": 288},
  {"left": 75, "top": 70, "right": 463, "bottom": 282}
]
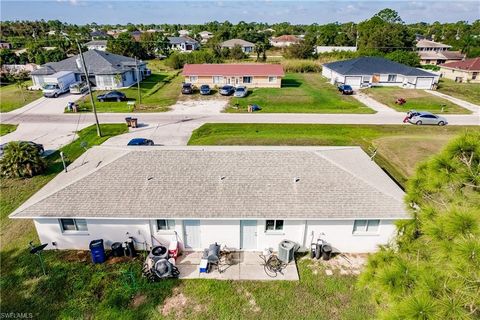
[
  {"left": 76, "top": 40, "right": 102, "bottom": 137},
  {"left": 135, "top": 56, "right": 141, "bottom": 105}
]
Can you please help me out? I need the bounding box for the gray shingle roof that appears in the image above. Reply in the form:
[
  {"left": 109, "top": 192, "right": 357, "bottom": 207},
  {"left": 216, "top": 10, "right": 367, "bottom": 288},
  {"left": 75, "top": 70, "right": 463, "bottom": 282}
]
[
  {"left": 31, "top": 50, "right": 146, "bottom": 76},
  {"left": 323, "top": 56, "right": 436, "bottom": 77},
  {"left": 85, "top": 40, "right": 108, "bottom": 46},
  {"left": 168, "top": 36, "right": 198, "bottom": 45},
  {"left": 221, "top": 39, "right": 255, "bottom": 48},
  {"left": 10, "top": 146, "right": 407, "bottom": 220}
]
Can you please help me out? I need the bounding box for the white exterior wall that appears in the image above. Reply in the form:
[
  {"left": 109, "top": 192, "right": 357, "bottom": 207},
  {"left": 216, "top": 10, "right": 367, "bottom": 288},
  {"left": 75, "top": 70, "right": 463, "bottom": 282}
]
[
  {"left": 33, "top": 218, "right": 400, "bottom": 253},
  {"left": 305, "top": 219, "right": 398, "bottom": 253},
  {"left": 34, "top": 218, "right": 152, "bottom": 250}
]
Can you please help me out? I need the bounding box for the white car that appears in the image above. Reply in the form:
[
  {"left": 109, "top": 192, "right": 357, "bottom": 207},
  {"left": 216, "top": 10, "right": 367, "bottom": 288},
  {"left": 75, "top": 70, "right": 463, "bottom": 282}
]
[
  {"left": 409, "top": 112, "right": 448, "bottom": 126},
  {"left": 234, "top": 86, "right": 248, "bottom": 98}
]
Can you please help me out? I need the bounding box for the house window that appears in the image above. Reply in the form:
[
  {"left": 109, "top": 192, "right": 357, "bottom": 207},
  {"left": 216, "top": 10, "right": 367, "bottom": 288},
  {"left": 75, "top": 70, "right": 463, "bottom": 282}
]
[
  {"left": 265, "top": 220, "right": 284, "bottom": 232},
  {"left": 60, "top": 219, "right": 88, "bottom": 232},
  {"left": 189, "top": 76, "right": 198, "bottom": 83},
  {"left": 243, "top": 76, "right": 252, "bottom": 84},
  {"left": 387, "top": 75, "right": 397, "bottom": 82},
  {"left": 353, "top": 220, "right": 380, "bottom": 234},
  {"left": 157, "top": 219, "right": 175, "bottom": 231},
  {"left": 212, "top": 76, "right": 222, "bottom": 84},
  {"left": 472, "top": 72, "right": 478, "bottom": 80},
  {"left": 268, "top": 76, "right": 277, "bottom": 83}
]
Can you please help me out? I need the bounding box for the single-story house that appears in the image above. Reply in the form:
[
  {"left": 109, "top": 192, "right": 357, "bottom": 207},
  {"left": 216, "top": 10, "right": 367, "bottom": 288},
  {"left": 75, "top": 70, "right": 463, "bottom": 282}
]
[
  {"left": 439, "top": 57, "right": 480, "bottom": 83},
  {"left": 270, "top": 35, "right": 301, "bottom": 48},
  {"left": 220, "top": 39, "right": 255, "bottom": 53},
  {"left": 178, "top": 29, "right": 190, "bottom": 37},
  {"left": 1, "top": 63, "right": 39, "bottom": 74},
  {"left": 182, "top": 63, "right": 284, "bottom": 88},
  {"left": 315, "top": 46, "right": 357, "bottom": 54},
  {"left": 416, "top": 39, "right": 465, "bottom": 65},
  {"left": 168, "top": 37, "right": 200, "bottom": 52},
  {"left": 322, "top": 56, "right": 440, "bottom": 89},
  {"left": 90, "top": 30, "right": 109, "bottom": 40},
  {"left": 30, "top": 49, "right": 148, "bottom": 90},
  {"left": 85, "top": 40, "right": 108, "bottom": 51},
  {"left": 10, "top": 146, "right": 408, "bottom": 253}
]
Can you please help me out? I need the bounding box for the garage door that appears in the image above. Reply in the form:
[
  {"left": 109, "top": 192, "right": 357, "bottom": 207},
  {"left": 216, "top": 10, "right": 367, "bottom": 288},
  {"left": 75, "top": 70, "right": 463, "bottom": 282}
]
[
  {"left": 415, "top": 77, "right": 433, "bottom": 89},
  {"left": 344, "top": 76, "right": 362, "bottom": 87}
]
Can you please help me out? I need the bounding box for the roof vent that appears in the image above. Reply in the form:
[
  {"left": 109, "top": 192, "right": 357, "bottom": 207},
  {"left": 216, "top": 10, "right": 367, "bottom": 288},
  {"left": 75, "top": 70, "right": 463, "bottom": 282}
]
[
  {"left": 294, "top": 177, "right": 300, "bottom": 183},
  {"left": 220, "top": 176, "right": 226, "bottom": 181},
  {"left": 147, "top": 177, "right": 154, "bottom": 181}
]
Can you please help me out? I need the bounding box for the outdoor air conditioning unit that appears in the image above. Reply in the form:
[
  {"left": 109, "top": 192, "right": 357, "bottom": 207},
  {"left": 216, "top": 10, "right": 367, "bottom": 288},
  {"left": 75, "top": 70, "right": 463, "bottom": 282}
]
[{"left": 278, "top": 240, "right": 295, "bottom": 263}]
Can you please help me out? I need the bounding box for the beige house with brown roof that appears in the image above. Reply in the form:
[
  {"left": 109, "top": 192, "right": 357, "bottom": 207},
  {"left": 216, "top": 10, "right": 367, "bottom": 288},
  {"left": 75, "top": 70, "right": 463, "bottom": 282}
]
[
  {"left": 439, "top": 57, "right": 480, "bottom": 83},
  {"left": 269, "top": 35, "right": 301, "bottom": 48}
]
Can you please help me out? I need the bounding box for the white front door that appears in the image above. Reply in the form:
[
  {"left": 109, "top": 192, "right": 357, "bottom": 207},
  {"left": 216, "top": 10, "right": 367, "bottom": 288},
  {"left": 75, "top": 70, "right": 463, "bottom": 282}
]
[
  {"left": 240, "top": 220, "right": 257, "bottom": 250},
  {"left": 184, "top": 220, "right": 201, "bottom": 249}
]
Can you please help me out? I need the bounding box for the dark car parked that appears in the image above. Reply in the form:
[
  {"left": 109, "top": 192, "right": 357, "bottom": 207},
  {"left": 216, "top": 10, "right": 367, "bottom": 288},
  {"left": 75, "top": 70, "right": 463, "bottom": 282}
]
[
  {"left": 338, "top": 84, "right": 354, "bottom": 95},
  {"left": 199, "top": 84, "right": 211, "bottom": 95},
  {"left": 127, "top": 138, "right": 154, "bottom": 146},
  {"left": 0, "top": 141, "right": 44, "bottom": 157},
  {"left": 97, "top": 91, "right": 127, "bottom": 102},
  {"left": 181, "top": 83, "right": 194, "bottom": 94},
  {"left": 219, "top": 85, "right": 235, "bottom": 96}
]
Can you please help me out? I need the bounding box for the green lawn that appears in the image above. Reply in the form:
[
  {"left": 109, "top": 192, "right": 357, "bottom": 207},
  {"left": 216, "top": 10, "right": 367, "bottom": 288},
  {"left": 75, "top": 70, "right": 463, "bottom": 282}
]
[
  {"left": 0, "top": 81, "right": 43, "bottom": 113},
  {"left": 437, "top": 78, "right": 480, "bottom": 105},
  {"left": 75, "top": 72, "right": 182, "bottom": 113},
  {"left": 188, "top": 123, "right": 479, "bottom": 186},
  {"left": 225, "top": 73, "right": 374, "bottom": 114},
  {"left": 364, "top": 86, "right": 471, "bottom": 114},
  {"left": 0, "top": 124, "right": 17, "bottom": 136}
]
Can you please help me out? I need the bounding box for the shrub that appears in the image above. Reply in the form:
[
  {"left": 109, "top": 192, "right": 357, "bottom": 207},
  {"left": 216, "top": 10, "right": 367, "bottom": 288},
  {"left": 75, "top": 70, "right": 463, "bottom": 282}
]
[
  {"left": 0, "top": 141, "right": 46, "bottom": 178},
  {"left": 281, "top": 59, "right": 322, "bottom": 73},
  {"left": 165, "top": 50, "right": 223, "bottom": 69}
]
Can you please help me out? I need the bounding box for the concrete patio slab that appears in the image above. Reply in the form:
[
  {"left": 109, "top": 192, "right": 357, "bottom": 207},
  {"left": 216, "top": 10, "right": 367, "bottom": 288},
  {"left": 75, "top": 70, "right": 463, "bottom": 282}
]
[{"left": 176, "top": 251, "right": 299, "bottom": 281}]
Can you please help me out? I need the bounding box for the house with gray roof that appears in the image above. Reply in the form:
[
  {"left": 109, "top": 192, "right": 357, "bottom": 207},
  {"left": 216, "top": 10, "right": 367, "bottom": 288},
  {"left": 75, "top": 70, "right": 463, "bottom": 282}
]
[
  {"left": 30, "top": 49, "right": 148, "bottom": 90},
  {"left": 322, "top": 56, "right": 439, "bottom": 89},
  {"left": 10, "top": 145, "right": 408, "bottom": 253},
  {"left": 220, "top": 39, "right": 255, "bottom": 53},
  {"left": 85, "top": 40, "right": 107, "bottom": 51},
  {"left": 168, "top": 36, "right": 200, "bottom": 52}
]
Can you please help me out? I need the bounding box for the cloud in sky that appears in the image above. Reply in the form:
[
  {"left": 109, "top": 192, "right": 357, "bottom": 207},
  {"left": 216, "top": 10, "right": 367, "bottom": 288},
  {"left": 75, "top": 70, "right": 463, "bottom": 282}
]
[{"left": 1, "top": 1, "right": 478, "bottom": 24}]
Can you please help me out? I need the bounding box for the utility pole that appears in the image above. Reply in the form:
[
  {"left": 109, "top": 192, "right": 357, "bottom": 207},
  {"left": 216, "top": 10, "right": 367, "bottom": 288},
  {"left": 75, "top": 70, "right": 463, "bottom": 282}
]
[
  {"left": 76, "top": 40, "right": 102, "bottom": 137},
  {"left": 135, "top": 56, "right": 142, "bottom": 105}
]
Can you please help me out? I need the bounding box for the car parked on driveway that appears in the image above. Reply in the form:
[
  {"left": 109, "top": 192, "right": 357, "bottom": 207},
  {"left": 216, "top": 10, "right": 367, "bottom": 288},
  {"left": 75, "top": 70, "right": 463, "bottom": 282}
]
[
  {"left": 181, "top": 83, "right": 194, "bottom": 94},
  {"left": 338, "top": 84, "right": 354, "bottom": 95},
  {"left": 97, "top": 91, "right": 127, "bottom": 102},
  {"left": 127, "top": 138, "right": 154, "bottom": 146},
  {"left": 199, "top": 84, "right": 211, "bottom": 95},
  {"left": 0, "top": 141, "right": 44, "bottom": 157},
  {"left": 408, "top": 112, "right": 448, "bottom": 126},
  {"left": 219, "top": 85, "right": 235, "bottom": 96},
  {"left": 234, "top": 86, "right": 248, "bottom": 98}
]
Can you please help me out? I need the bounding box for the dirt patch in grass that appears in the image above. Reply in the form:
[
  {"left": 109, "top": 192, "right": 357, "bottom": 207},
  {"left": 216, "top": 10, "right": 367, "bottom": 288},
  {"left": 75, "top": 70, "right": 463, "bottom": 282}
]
[
  {"left": 61, "top": 251, "right": 90, "bottom": 263},
  {"left": 131, "top": 293, "right": 147, "bottom": 309},
  {"left": 237, "top": 287, "right": 261, "bottom": 313},
  {"left": 306, "top": 253, "right": 368, "bottom": 276},
  {"left": 160, "top": 287, "right": 189, "bottom": 317}
]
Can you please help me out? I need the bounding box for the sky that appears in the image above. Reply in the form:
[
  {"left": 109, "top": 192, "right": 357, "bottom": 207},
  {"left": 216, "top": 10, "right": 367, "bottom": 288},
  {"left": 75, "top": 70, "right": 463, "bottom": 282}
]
[{"left": 1, "top": 0, "right": 479, "bottom": 25}]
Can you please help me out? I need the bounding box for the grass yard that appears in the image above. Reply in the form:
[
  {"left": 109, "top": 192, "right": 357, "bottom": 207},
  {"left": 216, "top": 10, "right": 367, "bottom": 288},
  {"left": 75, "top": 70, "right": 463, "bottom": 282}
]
[
  {"left": 0, "top": 123, "right": 17, "bottom": 136},
  {"left": 364, "top": 86, "right": 471, "bottom": 114},
  {"left": 437, "top": 78, "right": 480, "bottom": 105},
  {"left": 188, "top": 123, "right": 479, "bottom": 186},
  {"left": 225, "top": 73, "right": 374, "bottom": 114},
  {"left": 0, "top": 81, "right": 43, "bottom": 113},
  {"left": 75, "top": 72, "right": 182, "bottom": 113}
]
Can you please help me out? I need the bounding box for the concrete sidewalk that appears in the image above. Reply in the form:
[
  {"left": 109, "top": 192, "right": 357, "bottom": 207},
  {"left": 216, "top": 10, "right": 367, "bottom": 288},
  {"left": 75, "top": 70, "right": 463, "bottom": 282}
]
[{"left": 352, "top": 92, "right": 400, "bottom": 114}]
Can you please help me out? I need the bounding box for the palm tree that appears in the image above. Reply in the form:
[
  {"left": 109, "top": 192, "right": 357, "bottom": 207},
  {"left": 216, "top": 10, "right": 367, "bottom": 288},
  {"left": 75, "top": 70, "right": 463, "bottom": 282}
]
[{"left": 0, "top": 142, "right": 46, "bottom": 178}]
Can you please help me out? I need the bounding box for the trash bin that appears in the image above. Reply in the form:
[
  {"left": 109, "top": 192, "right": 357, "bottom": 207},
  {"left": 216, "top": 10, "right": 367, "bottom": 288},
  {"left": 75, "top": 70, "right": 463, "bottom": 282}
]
[
  {"left": 123, "top": 237, "right": 137, "bottom": 258},
  {"left": 89, "top": 239, "right": 106, "bottom": 264},
  {"left": 111, "top": 242, "right": 124, "bottom": 257},
  {"left": 125, "top": 117, "right": 132, "bottom": 127},
  {"left": 130, "top": 118, "right": 138, "bottom": 128},
  {"left": 322, "top": 244, "right": 332, "bottom": 261}
]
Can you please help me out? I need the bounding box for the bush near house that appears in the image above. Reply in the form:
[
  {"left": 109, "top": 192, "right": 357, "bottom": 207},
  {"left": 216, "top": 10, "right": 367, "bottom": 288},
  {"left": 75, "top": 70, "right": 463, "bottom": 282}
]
[{"left": 360, "top": 130, "right": 480, "bottom": 320}]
